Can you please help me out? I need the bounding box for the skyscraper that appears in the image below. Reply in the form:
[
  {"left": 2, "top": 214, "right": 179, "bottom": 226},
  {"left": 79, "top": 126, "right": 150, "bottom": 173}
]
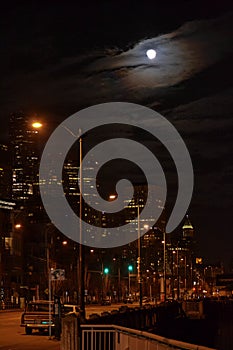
[
  {"left": 182, "top": 215, "right": 194, "bottom": 240},
  {"left": 10, "top": 112, "right": 40, "bottom": 204}
]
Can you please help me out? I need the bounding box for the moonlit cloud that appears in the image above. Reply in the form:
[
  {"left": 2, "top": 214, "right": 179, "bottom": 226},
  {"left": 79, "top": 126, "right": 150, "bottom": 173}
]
[
  {"left": 1, "top": 11, "right": 232, "bottom": 126},
  {"left": 83, "top": 12, "right": 233, "bottom": 93}
]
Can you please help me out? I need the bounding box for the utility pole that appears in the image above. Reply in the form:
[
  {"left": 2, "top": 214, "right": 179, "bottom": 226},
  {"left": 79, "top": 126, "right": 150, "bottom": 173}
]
[
  {"left": 137, "top": 205, "right": 142, "bottom": 307},
  {"left": 163, "top": 229, "right": 166, "bottom": 302},
  {"left": 79, "top": 136, "right": 85, "bottom": 319},
  {"left": 45, "top": 224, "right": 52, "bottom": 339},
  {"left": 177, "top": 248, "right": 180, "bottom": 300}
]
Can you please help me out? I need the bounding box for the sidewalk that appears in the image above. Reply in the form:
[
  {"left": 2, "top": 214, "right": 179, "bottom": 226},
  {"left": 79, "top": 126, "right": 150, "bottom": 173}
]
[{"left": 0, "top": 308, "right": 22, "bottom": 313}]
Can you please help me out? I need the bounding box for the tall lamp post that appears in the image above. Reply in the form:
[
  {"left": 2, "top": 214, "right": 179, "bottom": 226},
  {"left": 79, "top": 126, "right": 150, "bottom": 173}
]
[
  {"left": 45, "top": 223, "right": 53, "bottom": 339},
  {"left": 163, "top": 230, "right": 166, "bottom": 302},
  {"left": 137, "top": 205, "right": 143, "bottom": 307},
  {"left": 177, "top": 248, "right": 180, "bottom": 300},
  {"left": 172, "top": 250, "right": 176, "bottom": 299},
  {"left": 79, "top": 136, "right": 85, "bottom": 319},
  {"left": 61, "top": 127, "right": 85, "bottom": 317}
]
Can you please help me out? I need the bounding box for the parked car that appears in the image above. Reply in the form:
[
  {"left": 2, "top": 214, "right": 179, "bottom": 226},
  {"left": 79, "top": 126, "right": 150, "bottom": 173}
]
[
  {"left": 101, "top": 297, "right": 111, "bottom": 305},
  {"left": 123, "top": 296, "right": 134, "bottom": 304},
  {"left": 21, "top": 300, "right": 79, "bottom": 335},
  {"left": 142, "top": 296, "right": 150, "bottom": 304},
  {"left": 21, "top": 300, "right": 55, "bottom": 335}
]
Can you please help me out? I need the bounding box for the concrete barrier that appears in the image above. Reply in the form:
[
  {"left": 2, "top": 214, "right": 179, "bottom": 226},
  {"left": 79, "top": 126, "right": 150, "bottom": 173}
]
[{"left": 61, "top": 313, "right": 79, "bottom": 350}]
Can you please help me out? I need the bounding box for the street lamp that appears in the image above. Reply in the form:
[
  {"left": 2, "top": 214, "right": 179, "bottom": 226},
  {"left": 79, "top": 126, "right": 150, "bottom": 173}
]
[
  {"left": 137, "top": 205, "right": 143, "bottom": 307},
  {"left": 78, "top": 135, "right": 85, "bottom": 319},
  {"left": 45, "top": 223, "right": 53, "bottom": 339},
  {"left": 163, "top": 230, "right": 166, "bottom": 302},
  {"left": 177, "top": 248, "right": 180, "bottom": 300},
  {"left": 15, "top": 224, "right": 22, "bottom": 229},
  {"left": 32, "top": 122, "right": 43, "bottom": 129},
  {"left": 172, "top": 250, "right": 176, "bottom": 299},
  {"left": 109, "top": 194, "right": 117, "bottom": 200}
]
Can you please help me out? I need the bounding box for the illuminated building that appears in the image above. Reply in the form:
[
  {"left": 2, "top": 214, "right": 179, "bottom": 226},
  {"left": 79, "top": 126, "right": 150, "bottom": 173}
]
[
  {"left": 167, "top": 215, "right": 196, "bottom": 299},
  {"left": 0, "top": 144, "right": 11, "bottom": 199},
  {"left": 124, "top": 184, "right": 165, "bottom": 239},
  {"left": 0, "top": 199, "right": 23, "bottom": 303},
  {"left": 10, "top": 112, "right": 40, "bottom": 203},
  {"left": 120, "top": 184, "right": 166, "bottom": 298},
  {"left": 182, "top": 215, "right": 194, "bottom": 240},
  {"left": 63, "top": 157, "right": 102, "bottom": 226}
]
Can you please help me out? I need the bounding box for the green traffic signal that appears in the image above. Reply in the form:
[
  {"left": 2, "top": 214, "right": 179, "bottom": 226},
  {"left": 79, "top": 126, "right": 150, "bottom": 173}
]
[
  {"left": 104, "top": 267, "right": 109, "bottom": 274},
  {"left": 128, "top": 265, "right": 133, "bottom": 272}
]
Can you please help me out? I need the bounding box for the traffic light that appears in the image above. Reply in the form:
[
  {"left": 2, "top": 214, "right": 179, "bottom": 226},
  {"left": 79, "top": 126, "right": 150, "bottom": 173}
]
[
  {"left": 104, "top": 267, "right": 109, "bottom": 274},
  {"left": 128, "top": 265, "right": 133, "bottom": 272}
]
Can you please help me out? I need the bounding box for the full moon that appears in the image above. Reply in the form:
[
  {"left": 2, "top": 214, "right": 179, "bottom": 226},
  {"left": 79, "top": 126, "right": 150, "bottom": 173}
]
[{"left": 146, "top": 49, "right": 156, "bottom": 60}]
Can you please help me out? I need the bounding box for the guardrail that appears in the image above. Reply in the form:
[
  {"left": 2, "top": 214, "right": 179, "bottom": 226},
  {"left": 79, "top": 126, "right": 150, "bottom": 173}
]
[
  {"left": 80, "top": 324, "right": 216, "bottom": 350},
  {"left": 61, "top": 316, "right": 216, "bottom": 350},
  {"left": 81, "top": 325, "right": 115, "bottom": 350}
]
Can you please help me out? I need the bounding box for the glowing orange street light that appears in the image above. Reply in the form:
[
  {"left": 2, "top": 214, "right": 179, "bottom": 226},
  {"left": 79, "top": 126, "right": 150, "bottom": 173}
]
[
  {"left": 109, "top": 194, "right": 117, "bottom": 200},
  {"left": 15, "top": 224, "right": 22, "bottom": 229},
  {"left": 32, "top": 122, "right": 43, "bottom": 129}
]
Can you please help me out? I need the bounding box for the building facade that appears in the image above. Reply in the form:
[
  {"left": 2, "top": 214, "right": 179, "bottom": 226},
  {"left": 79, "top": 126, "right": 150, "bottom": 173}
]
[
  {"left": 10, "top": 112, "right": 40, "bottom": 204},
  {"left": 0, "top": 144, "right": 11, "bottom": 199},
  {"left": 0, "top": 199, "right": 23, "bottom": 306}
]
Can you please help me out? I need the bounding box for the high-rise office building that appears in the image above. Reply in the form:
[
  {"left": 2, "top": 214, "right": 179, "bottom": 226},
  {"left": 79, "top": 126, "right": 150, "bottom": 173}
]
[
  {"left": 10, "top": 112, "right": 40, "bottom": 203},
  {"left": 124, "top": 184, "right": 165, "bottom": 243},
  {"left": 63, "top": 156, "right": 103, "bottom": 227},
  {"left": 166, "top": 215, "right": 196, "bottom": 299},
  {"left": 9, "top": 113, "right": 45, "bottom": 300}
]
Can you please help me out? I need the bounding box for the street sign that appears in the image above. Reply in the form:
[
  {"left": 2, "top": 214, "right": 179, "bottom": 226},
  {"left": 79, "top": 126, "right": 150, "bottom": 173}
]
[{"left": 51, "top": 269, "right": 65, "bottom": 281}]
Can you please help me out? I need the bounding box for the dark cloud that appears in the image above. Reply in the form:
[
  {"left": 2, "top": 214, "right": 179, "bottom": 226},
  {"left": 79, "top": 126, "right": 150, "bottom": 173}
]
[{"left": 1, "top": 11, "right": 233, "bottom": 129}]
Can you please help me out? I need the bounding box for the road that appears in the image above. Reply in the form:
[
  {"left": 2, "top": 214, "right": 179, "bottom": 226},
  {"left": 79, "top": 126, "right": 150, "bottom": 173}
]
[
  {"left": 0, "top": 311, "right": 60, "bottom": 350},
  {"left": 0, "top": 303, "right": 142, "bottom": 349}
]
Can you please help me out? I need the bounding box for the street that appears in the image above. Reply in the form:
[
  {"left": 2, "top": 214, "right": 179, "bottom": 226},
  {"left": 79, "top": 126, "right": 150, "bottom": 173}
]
[
  {"left": 0, "top": 303, "right": 141, "bottom": 349},
  {"left": 0, "top": 311, "right": 60, "bottom": 350}
]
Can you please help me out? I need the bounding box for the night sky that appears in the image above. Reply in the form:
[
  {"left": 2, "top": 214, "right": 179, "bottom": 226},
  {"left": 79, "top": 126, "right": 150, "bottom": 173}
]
[{"left": 1, "top": 1, "right": 233, "bottom": 267}]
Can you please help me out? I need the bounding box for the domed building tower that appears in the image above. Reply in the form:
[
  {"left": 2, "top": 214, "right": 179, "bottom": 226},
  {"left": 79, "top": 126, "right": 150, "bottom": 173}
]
[{"left": 182, "top": 215, "right": 194, "bottom": 240}]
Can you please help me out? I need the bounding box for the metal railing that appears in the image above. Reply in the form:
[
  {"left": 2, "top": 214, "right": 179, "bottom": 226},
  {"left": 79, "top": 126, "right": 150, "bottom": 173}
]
[
  {"left": 80, "top": 324, "right": 216, "bottom": 350},
  {"left": 81, "top": 325, "right": 115, "bottom": 350}
]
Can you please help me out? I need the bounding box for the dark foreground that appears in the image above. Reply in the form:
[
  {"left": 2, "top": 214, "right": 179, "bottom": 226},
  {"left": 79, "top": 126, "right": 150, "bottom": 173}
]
[{"left": 153, "top": 299, "right": 233, "bottom": 350}]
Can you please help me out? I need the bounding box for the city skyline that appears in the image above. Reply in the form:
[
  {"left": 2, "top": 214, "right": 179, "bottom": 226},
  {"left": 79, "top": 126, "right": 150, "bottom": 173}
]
[
  {"left": 0, "top": 108, "right": 230, "bottom": 269},
  {"left": 0, "top": 1, "right": 233, "bottom": 266}
]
